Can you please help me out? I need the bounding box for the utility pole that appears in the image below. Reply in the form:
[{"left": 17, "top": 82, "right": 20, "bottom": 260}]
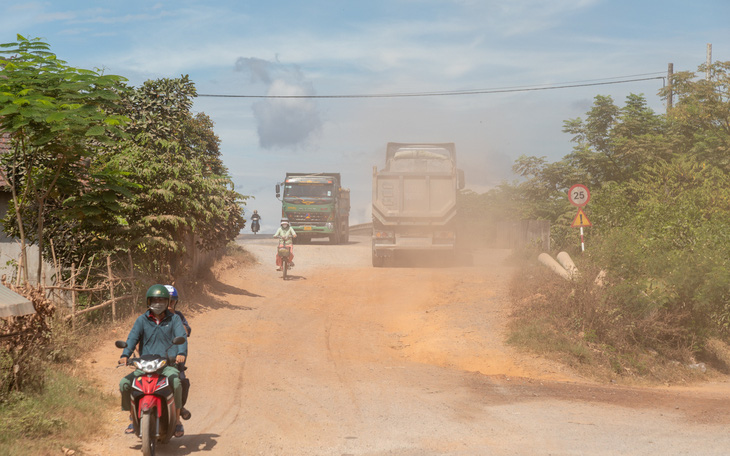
[
  {"left": 667, "top": 63, "right": 673, "bottom": 113},
  {"left": 706, "top": 43, "right": 712, "bottom": 79}
]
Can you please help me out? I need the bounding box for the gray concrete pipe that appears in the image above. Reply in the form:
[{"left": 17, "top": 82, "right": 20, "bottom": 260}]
[{"left": 538, "top": 253, "right": 572, "bottom": 280}]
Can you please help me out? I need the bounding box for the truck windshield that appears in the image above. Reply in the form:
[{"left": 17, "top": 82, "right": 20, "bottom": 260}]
[{"left": 284, "top": 183, "right": 334, "bottom": 200}]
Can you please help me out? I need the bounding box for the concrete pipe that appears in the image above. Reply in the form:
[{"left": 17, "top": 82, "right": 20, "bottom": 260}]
[
  {"left": 538, "top": 253, "right": 571, "bottom": 280},
  {"left": 556, "top": 251, "right": 578, "bottom": 279}
]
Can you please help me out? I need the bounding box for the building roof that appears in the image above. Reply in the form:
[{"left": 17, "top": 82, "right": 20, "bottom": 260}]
[
  {"left": 0, "top": 132, "right": 9, "bottom": 154},
  {"left": 0, "top": 283, "right": 34, "bottom": 317},
  {"left": 0, "top": 132, "right": 10, "bottom": 187}
]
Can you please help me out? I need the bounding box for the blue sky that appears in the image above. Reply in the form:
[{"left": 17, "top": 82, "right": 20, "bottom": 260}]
[{"left": 2, "top": 1, "right": 728, "bottom": 230}]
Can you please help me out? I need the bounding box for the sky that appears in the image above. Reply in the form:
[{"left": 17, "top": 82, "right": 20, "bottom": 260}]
[{"left": 2, "top": 0, "right": 728, "bottom": 232}]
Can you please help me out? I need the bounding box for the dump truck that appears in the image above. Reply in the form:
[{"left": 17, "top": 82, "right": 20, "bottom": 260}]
[
  {"left": 276, "top": 173, "right": 350, "bottom": 244},
  {"left": 371, "top": 142, "right": 465, "bottom": 267}
]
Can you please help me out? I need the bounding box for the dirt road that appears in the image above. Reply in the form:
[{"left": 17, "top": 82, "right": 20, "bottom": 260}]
[{"left": 83, "top": 234, "right": 730, "bottom": 455}]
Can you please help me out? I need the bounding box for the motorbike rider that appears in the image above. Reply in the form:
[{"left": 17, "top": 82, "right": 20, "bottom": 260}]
[
  {"left": 165, "top": 285, "right": 192, "bottom": 421},
  {"left": 251, "top": 210, "right": 261, "bottom": 233},
  {"left": 119, "top": 284, "right": 188, "bottom": 438},
  {"left": 273, "top": 218, "right": 297, "bottom": 271}
]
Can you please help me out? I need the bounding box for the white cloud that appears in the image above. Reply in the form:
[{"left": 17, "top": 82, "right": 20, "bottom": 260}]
[{"left": 234, "top": 57, "right": 323, "bottom": 150}]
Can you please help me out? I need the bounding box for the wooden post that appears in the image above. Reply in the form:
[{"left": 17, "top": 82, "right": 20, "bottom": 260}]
[
  {"left": 71, "top": 263, "right": 77, "bottom": 331},
  {"left": 107, "top": 256, "right": 116, "bottom": 323},
  {"left": 49, "top": 239, "right": 59, "bottom": 304},
  {"left": 667, "top": 63, "right": 673, "bottom": 113}
]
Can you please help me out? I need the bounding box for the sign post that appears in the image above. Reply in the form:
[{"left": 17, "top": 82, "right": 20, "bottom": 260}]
[{"left": 568, "top": 184, "right": 591, "bottom": 252}]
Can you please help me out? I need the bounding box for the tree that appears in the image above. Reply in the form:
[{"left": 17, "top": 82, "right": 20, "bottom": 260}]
[
  {"left": 105, "top": 76, "right": 246, "bottom": 277},
  {"left": 562, "top": 94, "right": 672, "bottom": 186},
  {"left": 0, "top": 35, "right": 128, "bottom": 284},
  {"left": 662, "top": 61, "right": 730, "bottom": 171}
]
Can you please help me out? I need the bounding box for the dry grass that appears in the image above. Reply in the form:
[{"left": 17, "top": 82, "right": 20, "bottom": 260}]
[
  {"left": 0, "top": 320, "right": 117, "bottom": 455},
  {"left": 507, "top": 254, "right": 722, "bottom": 386}
]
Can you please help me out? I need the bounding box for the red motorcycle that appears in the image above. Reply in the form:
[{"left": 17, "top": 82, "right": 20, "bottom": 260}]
[
  {"left": 277, "top": 235, "right": 293, "bottom": 279},
  {"left": 116, "top": 337, "right": 185, "bottom": 456}
]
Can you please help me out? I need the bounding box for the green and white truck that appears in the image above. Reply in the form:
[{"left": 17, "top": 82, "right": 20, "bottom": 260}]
[{"left": 276, "top": 173, "right": 350, "bottom": 244}]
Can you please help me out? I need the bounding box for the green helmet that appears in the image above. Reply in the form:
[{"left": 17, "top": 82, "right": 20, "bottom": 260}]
[
  {"left": 146, "top": 284, "right": 171, "bottom": 315},
  {"left": 146, "top": 284, "right": 170, "bottom": 300}
]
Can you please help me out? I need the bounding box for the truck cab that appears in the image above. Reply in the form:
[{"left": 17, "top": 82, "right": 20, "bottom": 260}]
[{"left": 276, "top": 173, "right": 350, "bottom": 244}]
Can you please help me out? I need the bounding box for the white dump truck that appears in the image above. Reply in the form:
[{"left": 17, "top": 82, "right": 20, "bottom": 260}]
[{"left": 371, "top": 142, "right": 465, "bottom": 267}]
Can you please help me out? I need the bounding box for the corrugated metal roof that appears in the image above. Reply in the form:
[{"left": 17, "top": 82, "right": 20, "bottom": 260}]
[
  {"left": 0, "top": 132, "right": 10, "bottom": 187},
  {"left": 0, "top": 284, "right": 35, "bottom": 317},
  {"left": 0, "top": 132, "right": 9, "bottom": 154}
]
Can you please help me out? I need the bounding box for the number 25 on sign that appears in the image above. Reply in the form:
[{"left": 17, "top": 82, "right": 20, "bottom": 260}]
[{"left": 568, "top": 184, "right": 590, "bottom": 207}]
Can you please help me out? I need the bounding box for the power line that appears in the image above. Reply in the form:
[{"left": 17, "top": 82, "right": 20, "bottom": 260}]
[{"left": 198, "top": 73, "right": 666, "bottom": 99}]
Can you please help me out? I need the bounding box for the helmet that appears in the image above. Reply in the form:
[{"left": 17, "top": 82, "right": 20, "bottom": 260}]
[
  {"left": 146, "top": 284, "right": 170, "bottom": 316},
  {"left": 164, "top": 285, "right": 179, "bottom": 301},
  {"left": 280, "top": 218, "right": 289, "bottom": 226},
  {"left": 146, "top": 284, "right": 170, "bottom": 300}
]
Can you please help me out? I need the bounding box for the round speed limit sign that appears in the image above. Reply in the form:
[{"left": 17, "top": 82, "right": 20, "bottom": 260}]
[{"left": 568, "top": 184, "right": 590, "bottom": 207}]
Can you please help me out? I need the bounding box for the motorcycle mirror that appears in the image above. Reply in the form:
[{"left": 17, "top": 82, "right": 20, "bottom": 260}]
[
  {"left": 172, "top": 336, "right": 186, "bottom": 345},
  {"left": 115, "top": 340, "right": 128, "bottom": 349}
]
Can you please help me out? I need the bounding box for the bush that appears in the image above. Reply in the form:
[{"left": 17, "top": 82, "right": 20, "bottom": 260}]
[
  {"left": 0, "top": 287, "right": 58, "bottom": 401},
  {"left": 508, "top": 254, "right": 699, "bottom": 382}
]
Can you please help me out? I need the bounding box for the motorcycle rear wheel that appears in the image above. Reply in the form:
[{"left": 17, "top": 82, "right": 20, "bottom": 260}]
[{"left": 141, "top": 411, "right": 156, "bottom": 456}]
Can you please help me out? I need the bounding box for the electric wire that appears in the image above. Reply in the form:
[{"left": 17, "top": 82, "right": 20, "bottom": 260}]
[{"left": 198, "top": 73, "right": 666, "bottom": 99}]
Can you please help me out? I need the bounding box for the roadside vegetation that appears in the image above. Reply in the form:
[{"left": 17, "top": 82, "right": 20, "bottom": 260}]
[
  {"left": 465, "top": 60, "right": 730, "bottom": 383},
  {"left": 1, "top": 32, "right": 729, "bottom": 451},
  {"left": 0, "top": 35, "right": 248, "bottom": 453}
]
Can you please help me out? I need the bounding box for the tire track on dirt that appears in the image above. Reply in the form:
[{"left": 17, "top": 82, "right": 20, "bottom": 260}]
[{"left": 81, "top": 235, "right": 730, "bottom": 455}]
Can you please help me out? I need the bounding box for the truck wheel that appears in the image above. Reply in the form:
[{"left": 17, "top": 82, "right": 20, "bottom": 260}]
[
  {"left": 329, "top": 232, "right": 340, "bottom": 245},
  {"left": 372, "top": 252, "right": 384, "bottom": 267}
]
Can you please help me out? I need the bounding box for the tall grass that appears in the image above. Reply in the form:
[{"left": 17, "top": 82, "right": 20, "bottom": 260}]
[
  {"left": 0, "top": 367, "right": 115, "bottom": 455},
  {"left": 507, "top": 250, "right": 722, "bottom": 384}
]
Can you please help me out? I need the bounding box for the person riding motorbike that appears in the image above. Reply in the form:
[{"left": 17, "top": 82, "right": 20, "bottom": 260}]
[
  {"left": 273, "top": 218, "right": 297, "bottom": 271},
  {"left": 119, "top": 284, "right": 188, "bottom": 438},
  {"left": 251, "top": 210, "right": 261, "bottom": 233},
  {"left": 165, "top": 285, "right": 192, "bottom": 421}
]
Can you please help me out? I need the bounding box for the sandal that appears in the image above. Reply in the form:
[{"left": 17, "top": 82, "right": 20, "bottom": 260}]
[
  {"left": 125, "top": 423, "right": 135, "bottom": 434},
  {"left": 180, "top": 407, "right": 191, "bottom": 420},
  {"left": 174, "top": 423, "right": 184, "bottom": 438}
]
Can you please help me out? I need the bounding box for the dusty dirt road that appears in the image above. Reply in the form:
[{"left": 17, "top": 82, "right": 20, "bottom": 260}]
[{"left": 82, "top": 234, "right": 730, "bottom": 455}]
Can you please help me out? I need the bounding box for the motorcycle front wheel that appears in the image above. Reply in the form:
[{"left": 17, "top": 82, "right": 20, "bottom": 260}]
[
  {"left": 140, "top": 410, "right": 156, "bottom": 456},
  {"left": 282, "top": 258, "right": 288, "bottom": 280}
]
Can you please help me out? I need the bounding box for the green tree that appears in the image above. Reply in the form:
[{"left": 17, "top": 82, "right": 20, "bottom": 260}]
[
  {"left": 106, "top": 76, "right": 246, "bottom": 277},
  {"left": 562, "top": 93, "right": 672, "bottom": 186},
  {"left": 662, "top": 61, "right": 730, "bottom": 170},
  {"left": 0, "top": 35, "right": 128, "bottom": 284}
]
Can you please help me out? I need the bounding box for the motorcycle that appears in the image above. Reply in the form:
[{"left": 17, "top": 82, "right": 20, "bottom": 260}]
[
  {"left": 116, "top": 336, "right": 186, "bottom": 456},
  {"left": 276, "top": 235, "right": 293, "bottom": 279},
  {"left": 251, "top": 219, "right": 260, "bottom": 234}
]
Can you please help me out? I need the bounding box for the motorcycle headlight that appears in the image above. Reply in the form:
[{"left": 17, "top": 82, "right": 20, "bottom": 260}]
[{"left": 134, "top": 358, "right": 167, "bottom": 374}]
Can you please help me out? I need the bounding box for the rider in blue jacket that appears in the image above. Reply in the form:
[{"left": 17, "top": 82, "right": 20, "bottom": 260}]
[{"left": 119, "top": 284, "right": 187, "bottom": 437}]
